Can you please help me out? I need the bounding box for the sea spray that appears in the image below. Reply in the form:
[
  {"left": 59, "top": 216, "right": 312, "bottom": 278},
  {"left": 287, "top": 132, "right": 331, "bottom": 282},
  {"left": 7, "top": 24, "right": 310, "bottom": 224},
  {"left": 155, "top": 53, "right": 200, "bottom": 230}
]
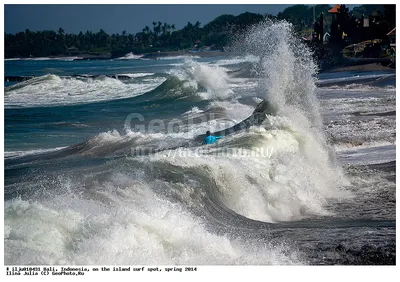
[
  {"left": 233, "top": 20, "right": 321, "bottom": 128},
  {"left": 169, "top": 58, "right": 234, "bottom": 100},
  {"left": 184, "top": 19, "right": 351, "bottom": 221},
  {"left": 233, "top": 20, "right": 347, "bottom": 178}
]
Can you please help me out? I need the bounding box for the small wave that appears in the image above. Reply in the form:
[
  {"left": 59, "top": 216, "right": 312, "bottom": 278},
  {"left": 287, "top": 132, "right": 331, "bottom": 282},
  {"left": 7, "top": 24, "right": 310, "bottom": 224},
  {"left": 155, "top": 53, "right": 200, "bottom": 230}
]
[
  {"left": 157, "top": 55, "right": 200, "bottom": 60},
  {"left": 25, "top": 57, "right": 52, "bottom": 61},
  {"left": 6, "top": 57, "right": 82, "bottom": 61},
  {"left": 4, "top": 74, "right": 166, "bottom": 108},
  {"left": 53, "top": 56, "right": 84, "bottom": 61},
  {"left": 116, "top": 73, "right": 154, "bottom": 78},
  {"left": 317, "top": 73, "right": 395, "bottom": 87},
  {"left": 323, "top": 83, "right": 396, "bottom": 92},
  {"left": 5, "top": 74, "right": 62, "bottom": 92},
  {"left": 334, "top": 141, "right": 395, "bottom": 151},
  {"left": 182, "top": 106, "right": 204, "bottom": 116},
  {"left": 211, "top": 55, "right": 259, "bottom": 66},
  {"left": 4, "top": 146, "right": 67, "bottom": 159},
  {"left": 117, "top": 52, "right": 143, "bottom": 60}
]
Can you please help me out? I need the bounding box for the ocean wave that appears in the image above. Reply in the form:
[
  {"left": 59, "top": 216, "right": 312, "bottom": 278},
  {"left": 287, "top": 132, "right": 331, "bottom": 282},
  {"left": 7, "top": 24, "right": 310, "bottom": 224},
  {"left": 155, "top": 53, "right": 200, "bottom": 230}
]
[
  {"left": 5, "top": 58, "right": 22, "bottom": 61},
  {"left": 116, "top": 52, "right": 143, "bottom": 60},
  {"left": 157, "top": 55, "right": 201, "bottom": 60},
  {"left": 115, "top": 72, "right": 154, "bottom": 78},
  {"left": 322, "top": 84, "right": 396, "bottom": 92},
  {"left": 334, "top": 140, "right": 395, "bottom": 151},
  {"left": 317, "top": 73, "right": 395, "bottom": 87},
  {"left": 211, "top": 55, "right": 260, "bottom": 66},
  {"left": 5, "top": 20, "right": 364, "bottom": 265},
  {"left": 4, "top": 146, "right": 68, "bottom": 159},
  {"left": 169, "top": 58, "right": 234, "bottom": 100},
  {"left": 4, "top": 74, "right": 166, "bottom": 108},
  {"left": 4, "top": 193, "right": 303, "bottom": 264},
  {"left": 5, "top": 56, "right": 83, "bottom": 61}
]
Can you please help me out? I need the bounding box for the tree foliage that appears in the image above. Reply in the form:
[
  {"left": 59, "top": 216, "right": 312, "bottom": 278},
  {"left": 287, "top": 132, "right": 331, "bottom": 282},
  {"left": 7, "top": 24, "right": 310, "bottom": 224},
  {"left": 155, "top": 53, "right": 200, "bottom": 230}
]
[
  {"left": 7, "top": 5, "right": 394, "bottom": 59},
  {"left": 351, "top": 5, "right": 385, "bottom": 19},
  {"left": 5, "top": 12, "right": 266, "bottom": 58}
]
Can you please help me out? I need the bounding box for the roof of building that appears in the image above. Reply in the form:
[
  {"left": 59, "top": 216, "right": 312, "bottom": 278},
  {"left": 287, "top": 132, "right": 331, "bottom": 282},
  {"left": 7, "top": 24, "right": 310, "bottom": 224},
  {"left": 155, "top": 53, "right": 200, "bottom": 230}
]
[
  {"left": 387, "top": 27, "right": 396, "bottom": 36},
  {"left": 328, "top": 4, "right": 341, "bottom": 13},
  {"left": 302, "top": 34, "right": 313, "bottom": 41}
]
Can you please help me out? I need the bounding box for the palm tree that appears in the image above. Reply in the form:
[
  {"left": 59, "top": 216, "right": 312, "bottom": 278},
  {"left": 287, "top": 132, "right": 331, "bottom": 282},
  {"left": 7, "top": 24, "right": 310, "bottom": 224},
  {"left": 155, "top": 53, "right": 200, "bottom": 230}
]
[{"left": 57, "top": 27, "right": 65, "bottom": 36}]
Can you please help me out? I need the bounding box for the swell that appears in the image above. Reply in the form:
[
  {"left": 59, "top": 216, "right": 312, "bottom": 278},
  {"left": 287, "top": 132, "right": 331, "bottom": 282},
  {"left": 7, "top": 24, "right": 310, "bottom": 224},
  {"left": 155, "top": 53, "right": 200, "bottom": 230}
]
[
  {"left": 4, "top": 73, "right": 167, "bottom": 108},
  {"left": 5, "top": 96, "right": 276, "bottom": 169}
]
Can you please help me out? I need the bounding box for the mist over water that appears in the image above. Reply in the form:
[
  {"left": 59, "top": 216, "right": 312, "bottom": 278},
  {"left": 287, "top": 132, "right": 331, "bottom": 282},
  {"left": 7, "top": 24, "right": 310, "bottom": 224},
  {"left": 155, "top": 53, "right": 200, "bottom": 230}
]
[{"left": 4, "top": 20, "right": 395, "bottom": 265}]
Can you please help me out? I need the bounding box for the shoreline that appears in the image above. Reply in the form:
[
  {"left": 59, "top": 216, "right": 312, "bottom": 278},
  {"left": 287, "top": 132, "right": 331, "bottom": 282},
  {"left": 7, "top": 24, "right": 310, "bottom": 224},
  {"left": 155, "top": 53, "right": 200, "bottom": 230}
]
[
  {"left": 325, "top": 63, "right": 395, "bottom": 73},
  {"left": 323, "top": 57, "right": 395, "bottom": 73},
  {"left": 5, "top": 50, "right": 228, "bottom": 61},
  {"left": 6, "top": 51, "right": 395, "bottom": 73},
  {"left": 140, "top": 50, "right": 227, "bottom": 59}
]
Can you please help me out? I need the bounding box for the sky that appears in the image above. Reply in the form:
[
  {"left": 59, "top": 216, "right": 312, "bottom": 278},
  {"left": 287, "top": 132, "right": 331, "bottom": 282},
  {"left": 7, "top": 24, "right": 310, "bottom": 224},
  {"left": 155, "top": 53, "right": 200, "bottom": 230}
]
[{"left": 4, "top": 4, "right": 294, "bottom": 35}]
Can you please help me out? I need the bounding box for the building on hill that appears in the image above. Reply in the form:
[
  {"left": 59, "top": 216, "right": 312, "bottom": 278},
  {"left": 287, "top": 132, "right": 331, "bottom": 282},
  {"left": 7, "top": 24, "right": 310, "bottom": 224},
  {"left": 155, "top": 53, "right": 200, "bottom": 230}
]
[{"left": 328, "top": 4, "right": 394, "bottom": 47}]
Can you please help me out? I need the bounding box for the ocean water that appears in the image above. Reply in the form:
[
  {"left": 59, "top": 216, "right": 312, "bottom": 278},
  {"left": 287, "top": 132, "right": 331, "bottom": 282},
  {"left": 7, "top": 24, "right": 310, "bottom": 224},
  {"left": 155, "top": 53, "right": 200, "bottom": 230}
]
[{"left": 4, "top": 21, "right": 395, "bottom": 265}]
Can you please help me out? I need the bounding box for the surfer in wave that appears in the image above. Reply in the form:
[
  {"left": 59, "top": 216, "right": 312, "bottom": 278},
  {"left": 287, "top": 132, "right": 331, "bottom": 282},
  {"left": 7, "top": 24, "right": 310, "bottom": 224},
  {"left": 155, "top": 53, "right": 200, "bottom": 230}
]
[{"left": 202, "top": 131, "right": 222, "bottom": 145}]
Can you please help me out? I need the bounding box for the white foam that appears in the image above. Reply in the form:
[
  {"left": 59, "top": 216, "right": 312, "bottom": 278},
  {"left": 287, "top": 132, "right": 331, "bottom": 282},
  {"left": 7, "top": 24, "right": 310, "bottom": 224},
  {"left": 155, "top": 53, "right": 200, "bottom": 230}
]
[
  {"left": 53, "top": 56, "right": 83, "bottom": 61},
  {"left": 317, "top": 73, "right": 395, "bottom": 86},
  {"left": 206, "top": 20, "right": 351, "bottom": 220},
  {"left": 116, "top": 52, "right": 143, "bottom": 60},
  {"left": 148, "top": 122, "right": 349, "bottom": 223},
  {"left": 4, "top": 185, "right": 302, "bottom": 264},
  {"left": 4, "top": 146, "right": 67, "bottom": 159},
  {"left": 323, "top": 84, "right": 396, "bottom": 92},
  {"left": 211, "top": 55, "right": 260, "bottom": 66},
  {"left": 334, "top": 140, "right": 395, "bottom": 151},
  {"left": 170, "top": 58, "right": 234, "bottom": 100},
  {"left": 182, "top": 107, "right": 204, "bottom": 116},
  {"left": 4, "top": 74, "right": 166, "bottom": 108},
  {"left": 6, "top": 57, "right": 83, "bottom": 61},
  {"left": 157, "top": 55, "right": 200, "bottom": 60},
  {"left": 206, "top": 100, "right": 254, "bottom": 121},
  {"left": 116, "top": 73, "right": 154, "bottom": 78}
]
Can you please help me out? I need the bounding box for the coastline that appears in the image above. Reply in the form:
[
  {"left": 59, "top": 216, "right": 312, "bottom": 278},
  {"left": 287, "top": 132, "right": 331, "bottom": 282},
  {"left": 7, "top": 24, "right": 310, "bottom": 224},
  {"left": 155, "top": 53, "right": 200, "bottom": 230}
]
[
  {"left": 5, "top": 52, "right": 395, "bottom": 84},
  {"left": 140, "top": 50, "right": 226, "bottom": 59},
  {"left": 6, "top": 51, "right": 395, "bottom": 73},
  {"left": 326, "top": 62, "right": 395, "bottom": 73},
  {"left": 322, "top": 57, "right": 395, "bottom": 73},
  {"left": 5, "top": 50, "right": 228, "bottom": 61}
]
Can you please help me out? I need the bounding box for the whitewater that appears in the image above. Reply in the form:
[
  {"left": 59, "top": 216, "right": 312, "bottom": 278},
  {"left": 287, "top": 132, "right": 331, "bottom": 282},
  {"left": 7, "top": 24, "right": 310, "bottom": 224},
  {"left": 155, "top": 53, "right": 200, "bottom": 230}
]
[{"left": 4, "top": 21, "right": 395, "bottom": 265}]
